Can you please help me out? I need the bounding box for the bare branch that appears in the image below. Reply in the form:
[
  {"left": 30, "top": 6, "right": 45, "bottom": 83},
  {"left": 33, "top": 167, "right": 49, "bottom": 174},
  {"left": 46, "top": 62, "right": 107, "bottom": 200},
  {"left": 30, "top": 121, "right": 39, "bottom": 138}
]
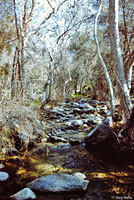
[
  {"left": 1, "top": 38, "right": 17, "bottom": 49},
  {"left": 28, "top": 0, "right": 35, "bottom": 22},
  {"left": 56, "top": 29, "right": 71, "bottom": 44},
  {"left": 13, "top": 0, "right": 19, "bottom": 40}
]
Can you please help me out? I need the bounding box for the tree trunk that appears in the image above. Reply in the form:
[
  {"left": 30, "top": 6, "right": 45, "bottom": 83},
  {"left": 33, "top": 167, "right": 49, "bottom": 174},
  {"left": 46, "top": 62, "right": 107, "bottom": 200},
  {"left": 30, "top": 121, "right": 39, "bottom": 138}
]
[
  {"left": 94, "top": 0, "right": 115, "bottom": 117},
  {"left": 12, "top": 0, "right": 35, "bottom": 105},
  {"left": 11, "top": 47, "right": 17, "bottom": 100},
  {"left": 40, "top": 52, "right": 54, "bottom": 108},
  {"left": 121, "top": 0, "right": 133, "bottom": 93},
  {"left": 63, "top": 67, "right": 72, "bottom": 100},
  {"left": 109, "top": 0, "right": 132, "bottom": 120},
  {"left": 125, "top": 65, "right": 133, "bottom": 93},
  {"left": 118, "top": 106, "right": 134, "bottom": 151}
]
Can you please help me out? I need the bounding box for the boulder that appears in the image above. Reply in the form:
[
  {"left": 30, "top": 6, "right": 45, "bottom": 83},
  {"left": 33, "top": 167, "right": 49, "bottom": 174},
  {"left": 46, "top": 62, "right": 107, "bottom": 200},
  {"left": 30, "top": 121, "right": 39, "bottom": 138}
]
[
  {"left": 0, "top": 172, "right": 9, "bottom": 181},
  {"left": 10, "top": 188, "right": 36, "bottom": 200},
  {"left": 27, "top": 173, "right": 89, "bottom": 193},
  {"left": 85, "top": 118, "right": 119, "bottom": 158},
  {"left": 86, "top": 118, "right": 113, "bottom": 144}
]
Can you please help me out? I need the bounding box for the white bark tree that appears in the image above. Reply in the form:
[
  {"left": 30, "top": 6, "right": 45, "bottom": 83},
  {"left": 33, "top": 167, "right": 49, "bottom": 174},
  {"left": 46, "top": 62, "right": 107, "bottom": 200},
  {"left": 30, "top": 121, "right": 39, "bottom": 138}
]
[
  {"left": 94, "top": 0, "right": 115, "bottom": 117},
  {"left": 121, "top": 0, "right": 134, "bottom": 93},
  {"left": 109, "top": 0, "right": 132, "bottom": 120}
]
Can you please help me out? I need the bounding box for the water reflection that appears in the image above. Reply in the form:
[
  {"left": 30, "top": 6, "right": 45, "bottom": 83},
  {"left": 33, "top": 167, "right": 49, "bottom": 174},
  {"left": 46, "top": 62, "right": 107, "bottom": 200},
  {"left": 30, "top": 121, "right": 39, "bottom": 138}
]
[
  {"left": 1, "top": 143, "right": 134, "bottom": 199},
  {"left": 89, "top": 171, "right": 134, "bottom": 197}
]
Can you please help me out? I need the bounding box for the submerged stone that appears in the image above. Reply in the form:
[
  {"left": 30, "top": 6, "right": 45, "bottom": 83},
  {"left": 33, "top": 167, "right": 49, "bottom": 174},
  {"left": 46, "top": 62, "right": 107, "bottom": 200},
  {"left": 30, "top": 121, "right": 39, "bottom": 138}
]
[
  {"left": 10, "top": 187, "right": 36, "bottom": 200},
  {"left": 27, "top": 173, "right": 89, "bottom": 193}
]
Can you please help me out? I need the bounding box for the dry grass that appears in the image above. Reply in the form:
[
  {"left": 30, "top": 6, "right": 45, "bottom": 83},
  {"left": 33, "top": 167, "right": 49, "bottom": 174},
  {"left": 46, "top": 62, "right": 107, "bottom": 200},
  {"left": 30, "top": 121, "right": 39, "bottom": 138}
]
[{"left": 0, "top": 101, "right": 46, "bottom": 159}]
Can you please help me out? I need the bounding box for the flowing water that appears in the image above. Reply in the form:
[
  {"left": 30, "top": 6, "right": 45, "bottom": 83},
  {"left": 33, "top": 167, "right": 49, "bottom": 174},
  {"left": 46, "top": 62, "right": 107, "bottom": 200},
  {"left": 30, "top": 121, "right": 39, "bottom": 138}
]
[{"left": 0, "top": 141, "right": 134, "bottom": 200}]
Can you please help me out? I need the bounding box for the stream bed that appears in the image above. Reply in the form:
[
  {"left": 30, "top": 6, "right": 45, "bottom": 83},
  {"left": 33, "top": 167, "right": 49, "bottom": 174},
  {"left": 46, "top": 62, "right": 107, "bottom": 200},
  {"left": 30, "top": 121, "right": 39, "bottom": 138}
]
[
  {"left": 1, "top": 99, "right": 134, "bottom": 199},
  {"left": 1, "top": 141, "right": 134, "bottom": 200}
]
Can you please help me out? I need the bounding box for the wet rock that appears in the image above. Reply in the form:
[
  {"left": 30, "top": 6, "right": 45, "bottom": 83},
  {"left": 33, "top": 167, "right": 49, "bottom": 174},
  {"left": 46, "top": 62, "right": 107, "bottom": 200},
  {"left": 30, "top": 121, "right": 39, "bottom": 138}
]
[
  {"left": 10, "top": 187, "right": 36, "bottom": 200},
  {"left": 27, "top": 173, "right": 89, "bottom": 192},
  {"left": 0, "top": 172, "right": 9, "bottom": 181}
]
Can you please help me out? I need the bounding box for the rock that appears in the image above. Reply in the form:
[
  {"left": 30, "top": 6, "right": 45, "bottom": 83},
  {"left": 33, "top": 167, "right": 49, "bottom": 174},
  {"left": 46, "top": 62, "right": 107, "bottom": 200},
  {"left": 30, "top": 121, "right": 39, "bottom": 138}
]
[
  {"left": 96, "top": 105, "right": 108, "bottom": 115},
  {"left": 10, "top": 187, "right": 36, "bottom": 200},
  {"left": 85, "top": 118, "right": 119, "bottom": 158},
  {"left": 65, "top": 120, "right": 83, "bottom": 127},
  {"left": 0, "top": 163, "right": 4, "bottom": 169},
  {"left": 70, "top": 102, "right": 79, "bottom": 107},
  {"left": 59, "top": 117, "right": 69, "bottom": 122},
  {"left": 73, "top": 108, "right": 85, "bottom": 115},
  {"left": 52, "top": 143, "right": 71, "bottom": 150},
  {"left": 27, "top": 173, "right": 89, "bottom": 193},
  {"left": 84, "top": 115, "right": 103, "bottom": 126},
  {"left": 84, "top": 107, "right": 96, "bottom": 114},
  {"left": 48, "top": 135, "right": 67, "bottom": 143},
  {"left": 72, "top": 107, "right": 96, "bottom": 115},
  {"left": 86, "top": 118, "right": 114, "bottom": 145},
  {"left": 50, "top": 109, "right": 65, "bottom": 117},
  {"left": 87, "top": 99, "right": 104, "bottom": 107},
  {"left": 74, "top": 172, "right": 86, "bottom": 180},
  {"left": 0, "top": 172, "right": 9, "bottom": 181},
  {"left": 69, "top": 138, "right": 82, "bottom": 145},
  {"left": 44, "top": 105, "right": 51, "bottom": 109},
  {"left": 79, "top": 103, "right": 89, "bottom": 109}
]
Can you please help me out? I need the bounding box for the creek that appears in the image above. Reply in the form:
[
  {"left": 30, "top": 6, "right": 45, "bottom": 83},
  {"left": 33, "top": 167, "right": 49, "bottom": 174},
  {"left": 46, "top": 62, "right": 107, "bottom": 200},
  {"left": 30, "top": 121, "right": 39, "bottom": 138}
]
[
  {"left": 1, "top": 141, "right": 134, "bottom": 200},
  {"left": 0, "top": 99, "right": 134, "bottom": 199}
]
